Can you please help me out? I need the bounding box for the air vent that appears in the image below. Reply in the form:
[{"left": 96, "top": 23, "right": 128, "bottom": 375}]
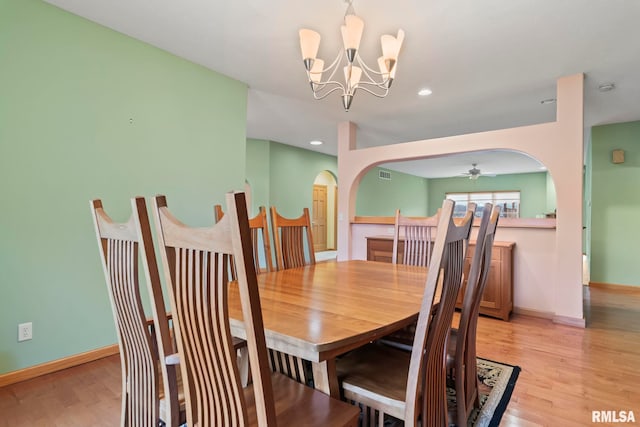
[{"left": 378, "top": 170, "right": 392, "bottom": 180}]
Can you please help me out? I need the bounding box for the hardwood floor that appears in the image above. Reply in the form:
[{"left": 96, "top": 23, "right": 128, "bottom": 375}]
[
  {"left": 1, "top": 285, "right": 638, "bottom": 426},
  {"left": 480, "top": 285, "right": 640, "bottom": 426},
  {"left": 0, "top": 355, "right": 121, "bottom": 426}
]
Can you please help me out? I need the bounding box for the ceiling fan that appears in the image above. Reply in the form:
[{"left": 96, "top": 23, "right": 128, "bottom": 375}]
[{"left": 461, "top": 163, "right": 496, "bottom": 180}]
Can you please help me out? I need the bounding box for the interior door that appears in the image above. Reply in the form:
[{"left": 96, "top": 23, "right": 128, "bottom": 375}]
[{"left": 312, "top": 185, "right": 327, "bottom": 252}]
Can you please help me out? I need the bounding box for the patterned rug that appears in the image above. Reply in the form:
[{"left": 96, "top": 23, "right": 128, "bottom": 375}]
[
  {"left": 385, "top": 357, "right": 520, "bottom": 427},
  {"left": 452, "top": 358, "right": 520, "bottom": 427}
]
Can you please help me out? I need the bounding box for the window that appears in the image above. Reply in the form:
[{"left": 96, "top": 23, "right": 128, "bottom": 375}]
[{"left": 445, "top": 191, "right": 520, "bottom": 218}]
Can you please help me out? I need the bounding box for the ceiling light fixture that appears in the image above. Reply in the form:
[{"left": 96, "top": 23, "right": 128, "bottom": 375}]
[
  {"left": 418, "top": 88, "right": 432, "bottom": 97},
  {"left": 298, "top": 0, "right": 405, "bottom": 112},
  {"left": 309, "top": 140, "right": 323, "bottom": 145}
]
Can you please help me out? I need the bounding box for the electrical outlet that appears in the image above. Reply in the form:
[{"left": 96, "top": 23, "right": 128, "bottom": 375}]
[{"left": 18, "top": 322, "right": 32, "bottom": 342}]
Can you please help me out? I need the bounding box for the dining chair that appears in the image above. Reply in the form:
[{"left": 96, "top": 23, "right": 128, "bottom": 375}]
[
  {"left": 215, "top": 204, "right": 274, "bottom": 385},
  {"left": 152, "top": 192, "right": 360, "bottom": 427},
  {"left": 270, "top": 206, "right": 316, "bottom": 270},
  {"left": 268, "top": 206, "right": 318, "bottom": 384},
  {"left": 336, "top": 198, "right": 474, "bottom": 427},
  {"left": 215, "top": 204, "right": 275, "bottom": 273},
  {"left": 381, "top": 206, "right": 470, "bottom": 351},
  {"left": 90, "top": 197, "right": 184, "bottom": 427},
  {"left": 448, "top": 204, "right": 501, "bottom": 426},
  {"left": 392, "top": 209, "right": 440, "bottom": 266}
]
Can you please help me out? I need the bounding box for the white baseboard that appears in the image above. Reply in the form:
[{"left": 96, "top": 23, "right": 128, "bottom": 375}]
[{"left": 513, "top": 306, "right": 585, "bottom": 328}]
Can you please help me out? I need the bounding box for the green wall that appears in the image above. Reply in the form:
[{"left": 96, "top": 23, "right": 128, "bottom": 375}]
[
  {"left": 356, "top": 167, "right": 430, "bottom": 216},
  {"left": 267, "top": 141, "right": 338, "bottom": 217},
  {"left": 591, "top": 120, "right": 640, "bottom": 286},
  {"left": 0, "top": 0, "right": 248, "bottom": 373},
  {"left": 584, "top": 134, "right": 593, "bottom": 256},
  {"left": 247, "top": 148, "right": 431, "bottom": 218},
  {"left": 427, "top": 172, "right": 551, "bottom": 218},
  {"left": 546, "top": 172, "right": 558, "bottom": 214},
  {"left": 246, "top": 138, "right": 271, "bottom": 215}
]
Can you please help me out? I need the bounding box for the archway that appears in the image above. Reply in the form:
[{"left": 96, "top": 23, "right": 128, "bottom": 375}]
[{"left": 337, "top": 74, "right": 584, "bottom": 326}]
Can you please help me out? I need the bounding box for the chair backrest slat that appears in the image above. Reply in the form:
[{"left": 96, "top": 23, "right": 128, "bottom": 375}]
[
  {"left": 154, "top": 193, "right": 277, "bottom": 427},
  {"left": 392, "top": 210, "right": 440, "bottom": 267},
  {"left": 403, "top": 200, "right": 475, "bottom": 427},
  {"left": 270, "top": 207, "right": 316, "bottom": 270},
  {"left": 215, "top": 205, "right": 275, "bottom": 273}
]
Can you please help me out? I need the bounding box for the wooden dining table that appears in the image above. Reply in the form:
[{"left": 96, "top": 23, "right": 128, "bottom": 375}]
[{"left": 228, "top": 259, "right": 429, "bottom": 397}]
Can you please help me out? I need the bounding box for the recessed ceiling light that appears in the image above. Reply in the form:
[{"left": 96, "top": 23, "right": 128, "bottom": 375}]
[
  {"left": 540, "top": 98, "right": 556, "bottom": 105},
  {"left": 539, "top": 166, "right": 547, "bottom": 170},
  {"left": 598, "top": 83, "right": 615, "bottom": 92},
  {"left": 418, "top": 88, "right": 432, "bottom": 97},
  {"left": 309, "top": 140, "right": 323, "bottom": 146}
]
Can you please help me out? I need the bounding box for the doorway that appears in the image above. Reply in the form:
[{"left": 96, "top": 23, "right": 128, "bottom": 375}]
[
  {"left": 312, "top": 185, "right": 327, "bottom": 252},
  {"left": 312, "top": 171, "right": 337, "bottom": 252}
]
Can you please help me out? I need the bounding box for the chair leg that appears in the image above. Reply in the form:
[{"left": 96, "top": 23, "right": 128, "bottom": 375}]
[
  {"left": 237, "top": 346, "right": 250, "bottom": 387},
  {"left": 456, "top": 366, "right": 468, "bottom": 427}
]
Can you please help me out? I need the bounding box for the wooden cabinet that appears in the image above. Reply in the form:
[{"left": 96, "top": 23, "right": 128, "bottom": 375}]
[{"left": 366, "top": 236, "right": 514, "bottom": 321}]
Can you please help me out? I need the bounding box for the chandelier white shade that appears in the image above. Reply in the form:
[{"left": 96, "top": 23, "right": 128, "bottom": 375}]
[{"left": 298, "top": 0, "right": 404, "bottom": 111}]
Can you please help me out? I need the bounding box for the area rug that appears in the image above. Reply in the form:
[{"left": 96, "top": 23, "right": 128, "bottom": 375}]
[
  {"left": 385, "top": 357, "right": 520, "bottom": 427},
  {"left": 454, "top": 357, "right": 521, "bottom": 427}
]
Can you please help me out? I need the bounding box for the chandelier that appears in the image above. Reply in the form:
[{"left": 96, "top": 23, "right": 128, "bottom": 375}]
[{"left": 298, "top": 0, "right": 405, "bottom": 111}]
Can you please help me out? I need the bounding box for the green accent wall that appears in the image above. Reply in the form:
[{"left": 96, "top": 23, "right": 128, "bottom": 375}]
[
  {"left": 246, "top": 139, "right": 271, "bottom": 214},
  {"left": 0, "top": 0, "right": 248, "bottom": 373},
  {"left": 267, "top": 141, "right": 337, "bottom": 217},
  {"left": 356, "top": 167, "right": 430, "bottom": 216},
  {"left": 591, "top": 120, "right": 640, "bottom": 286},
  {"left": 427, "top": 172, "right": 551, "bottom": 218},
  {"left": 584, "top": 134, "right": 593, "bottom": 256},
  {"left": 246, "top": 140, "right": 337, "bottom": 262},
  {"left": 546, "top": 172, "right": 558, "bottom": 214}
]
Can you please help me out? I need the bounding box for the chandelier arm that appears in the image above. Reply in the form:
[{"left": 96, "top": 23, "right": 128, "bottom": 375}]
[
  {"left": 356, "top": 56, "right": 392, "bottom": 87},
  {"left": 306, "top": 52, "right": 344, "bottom": 91},
  {"left": 312, "top": 85, "right": 347, "bottom": 100},
  {"left": 311, "top": 80, "right": 345, "bottom": 92},
  {"left": 358, "top": 66, "right": 388, "bottom": 88},
  {"left": 321, "top": 61, "right": 343, "bottom": 86},
  {"left": 305, "top": 50, "right": 343, "bottom": 84},
  {"left": 355, "top": 55, "right": 385, "bottom": 77},
  {"left": 353, "top": 85, "right": 389, "bottom": 98},
  {"left": 323, "top": 50, "right": 344, "bottom": 73},
  {"left": 310, "top": 74, "right": 347, "bottom": 93},
  {"left": 356, "top": 80, "right": 391, "bottom": 91}
]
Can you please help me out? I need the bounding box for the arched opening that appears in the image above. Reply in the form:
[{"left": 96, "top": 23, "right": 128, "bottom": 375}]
[
  {"left": 355, "top": 150, "right": 557, "bottom": 219},
  {"left": 337, "top": 74, "right": 585, "bottom": 325}
]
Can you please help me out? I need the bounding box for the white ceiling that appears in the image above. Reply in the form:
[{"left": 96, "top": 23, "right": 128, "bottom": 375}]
[{"left": 44, "top": 0, "right": 640, "bottom": 178}]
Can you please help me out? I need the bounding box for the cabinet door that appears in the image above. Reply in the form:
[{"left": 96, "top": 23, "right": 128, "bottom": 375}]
[
  {"left": 369, "top": 249, "right": 394, "bottom": 263},
  {"left": 479, "top": 259, "right": 502, "bottom": 311},
  {"left": 367, "top": 239, "right": 402, "bottom": 263}
]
